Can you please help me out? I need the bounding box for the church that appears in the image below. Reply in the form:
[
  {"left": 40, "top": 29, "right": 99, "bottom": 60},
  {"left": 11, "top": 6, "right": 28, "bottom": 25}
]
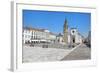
[{"left": 56, "top": 19, "right": 83, "bottom": 45}]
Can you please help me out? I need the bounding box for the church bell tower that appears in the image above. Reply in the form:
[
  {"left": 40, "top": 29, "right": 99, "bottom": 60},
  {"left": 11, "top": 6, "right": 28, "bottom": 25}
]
[{"left": 63, "top": 19, "right": 68, "bottom": 44}]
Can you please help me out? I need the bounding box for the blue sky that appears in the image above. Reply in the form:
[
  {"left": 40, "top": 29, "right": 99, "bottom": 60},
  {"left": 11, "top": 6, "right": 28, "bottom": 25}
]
[{"left": 23, "top": 10, "right": 91, "bottom": 38}]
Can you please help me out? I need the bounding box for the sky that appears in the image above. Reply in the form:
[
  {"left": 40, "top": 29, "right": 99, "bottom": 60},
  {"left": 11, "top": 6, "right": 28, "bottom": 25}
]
[{"left": 23, "top": 10, "right": 91, "bottom": 38}]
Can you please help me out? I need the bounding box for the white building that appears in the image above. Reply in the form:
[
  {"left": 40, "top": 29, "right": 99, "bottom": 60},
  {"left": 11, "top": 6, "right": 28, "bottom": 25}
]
[
  {"left": 70, "top": 28, "right": 83, "bottom": 44},
  {"left": 23, "top": 27, "right": 32, "bottom": 44},
  {"left": 23, "top": 27, "right": 57, "bottom": 44},
  {"left": 56, "top": 33, "right": 64, "bottom": 44}
]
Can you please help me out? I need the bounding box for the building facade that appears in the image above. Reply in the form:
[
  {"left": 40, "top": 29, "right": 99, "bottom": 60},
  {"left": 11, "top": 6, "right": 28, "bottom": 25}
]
[
  {"left": 70, "top": 28, "right": 83, "bottom": 45},
  {"left": 23, "top": 27, "right": 57, "bottom": 44}
]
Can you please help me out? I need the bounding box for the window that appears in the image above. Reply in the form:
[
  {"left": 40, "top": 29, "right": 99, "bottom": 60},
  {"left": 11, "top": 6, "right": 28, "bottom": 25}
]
[{"left": 72, "top": 30, "right": 75, "bottom": 33}]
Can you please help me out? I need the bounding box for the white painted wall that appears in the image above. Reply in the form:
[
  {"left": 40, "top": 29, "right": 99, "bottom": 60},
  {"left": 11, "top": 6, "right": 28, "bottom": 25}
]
[
  {"left": 23, "top": 29, "right": 32, "bottom": 43},
  {"left": 70, "top": 28, "right": 83, "bottom": 44}
]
